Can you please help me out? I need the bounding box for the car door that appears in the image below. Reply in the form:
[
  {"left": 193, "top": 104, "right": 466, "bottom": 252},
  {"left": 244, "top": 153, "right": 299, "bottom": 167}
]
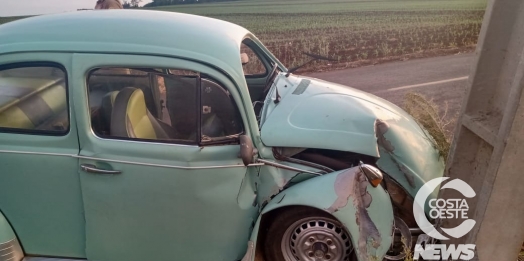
[
  {"left": 0, "top": 54, "right": 86, "bottom": 258},
  {"left": 72, "top": 53, "right": 260, "bottom": 261}
]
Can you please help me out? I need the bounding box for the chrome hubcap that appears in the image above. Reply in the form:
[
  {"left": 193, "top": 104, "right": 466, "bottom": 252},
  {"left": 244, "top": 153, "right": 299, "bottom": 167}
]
[{"left": 281, "top": 217, "right": 352, "bottom": 261}]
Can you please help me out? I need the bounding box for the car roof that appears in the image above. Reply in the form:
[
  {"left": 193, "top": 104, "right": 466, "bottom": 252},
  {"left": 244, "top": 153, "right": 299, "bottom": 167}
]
[{"left": 0, "top": 10, "right": 250, "bottom": 80}]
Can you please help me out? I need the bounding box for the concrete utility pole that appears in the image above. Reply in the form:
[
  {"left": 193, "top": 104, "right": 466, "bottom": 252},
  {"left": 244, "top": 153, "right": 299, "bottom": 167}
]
[{"left": 443, "top": 0, "right": 524, "bottom": 260}]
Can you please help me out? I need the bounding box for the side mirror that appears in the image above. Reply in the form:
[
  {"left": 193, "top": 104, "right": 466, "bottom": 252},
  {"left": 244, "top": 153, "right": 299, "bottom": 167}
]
[
  {"left": 241, "top": 53, "right": 250, "bottom": 65},
  {"left": 239, "top": 135, "right": 256, "bottom": 166}
]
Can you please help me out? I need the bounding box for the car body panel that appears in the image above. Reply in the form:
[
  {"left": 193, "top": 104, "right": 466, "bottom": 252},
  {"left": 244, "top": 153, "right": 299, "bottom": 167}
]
[
  {"left": 0, "top": 10, "right": 443, "bottom": 261},
  {"left": 0, "top": 53, "right": 86, "bottom": 258},
  {"left": 0, "top": 211, "right": 24, "bottom": 261},
  {"left": 261, "top": 74, "right": 445, "bottom": 198},
  {"left": 0, "top": 211, "right": 15, "bottom": 243},
  {"left": 77, "top": 148, "right": 258, "bottom": 261},
  {"left": 257, "top": 167, "right": 394, "bottom": 261},
  {"left": 72, "top": 53, "right": 260, "bottom": 261}
]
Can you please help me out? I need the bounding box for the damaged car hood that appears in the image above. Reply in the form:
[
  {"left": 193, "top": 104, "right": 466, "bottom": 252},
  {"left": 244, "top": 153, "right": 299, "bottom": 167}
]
[{"left": 260, "top": 74, "right": 445, "bottom": 197}]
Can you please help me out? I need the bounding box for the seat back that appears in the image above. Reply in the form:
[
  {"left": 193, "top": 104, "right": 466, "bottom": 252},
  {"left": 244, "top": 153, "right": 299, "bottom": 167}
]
[
  {"left": 0, "top": 78, "right": 67, "bottom": 130},
  {"left": 110, "top": 87, "right": 169, "bottom": 140},
  {"left": 100, "top": 91, "right": 119, "bottom": 130}
]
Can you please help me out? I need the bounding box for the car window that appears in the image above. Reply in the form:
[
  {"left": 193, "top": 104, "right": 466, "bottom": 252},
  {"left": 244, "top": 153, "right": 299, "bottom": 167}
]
[
  {"left": 87, "top": 67, "right": 243, "bottom": 145},
  {"left": 241, "top": 43, "right": 267, "bottom": 76},
  {"left": 0, "top": 65, "right": 69, "bottom": 135},
  {"left": 201, "top": 78, "right": 243, "bottom": 142}
]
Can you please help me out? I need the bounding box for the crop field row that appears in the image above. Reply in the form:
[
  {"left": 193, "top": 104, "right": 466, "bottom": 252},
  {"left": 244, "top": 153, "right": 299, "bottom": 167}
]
[
  {"left": 226, "top": 10, "right": 483, "bottom": 69},
  {"left": 155, "top": 0, "right": 486, "bottom": 14},
  {"left": 152, "top": 0, "right": 487, "bottom": 71},
  {"left": 0, "top": 0, "right": 487, "bottom": 72}
]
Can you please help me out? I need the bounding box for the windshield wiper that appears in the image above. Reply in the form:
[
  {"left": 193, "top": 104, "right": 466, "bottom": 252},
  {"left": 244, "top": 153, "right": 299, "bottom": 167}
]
[{"left": 285, "top": 52, "right": 336, "bottom": 77}]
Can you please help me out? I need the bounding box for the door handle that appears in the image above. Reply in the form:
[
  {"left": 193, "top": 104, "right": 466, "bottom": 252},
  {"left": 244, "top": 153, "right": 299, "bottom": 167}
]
[{"left": 80, "top": 164, "right": 121, "bottom": 175}]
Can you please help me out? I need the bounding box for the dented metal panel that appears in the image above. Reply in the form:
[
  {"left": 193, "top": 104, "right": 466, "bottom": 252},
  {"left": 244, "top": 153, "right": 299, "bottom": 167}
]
[
  {"left": 0, "top": 10, "right": 442, "bottom": 261},
  {"left": 260, "top": 74, "right": 445, "bottom": 198},
  {"left": 260, "top": 167, "right": 394, "bottom": 261}
]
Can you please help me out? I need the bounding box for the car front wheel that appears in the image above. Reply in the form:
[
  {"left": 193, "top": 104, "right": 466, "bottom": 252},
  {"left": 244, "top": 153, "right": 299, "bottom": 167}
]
[{"left": 264, "top": 208, "right": 354, "bottom": 261}]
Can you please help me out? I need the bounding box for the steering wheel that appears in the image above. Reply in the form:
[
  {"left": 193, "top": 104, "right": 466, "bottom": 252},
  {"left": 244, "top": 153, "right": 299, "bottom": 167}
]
[{"left": 260, "top": 63, "right": 279, "bottom": 101}]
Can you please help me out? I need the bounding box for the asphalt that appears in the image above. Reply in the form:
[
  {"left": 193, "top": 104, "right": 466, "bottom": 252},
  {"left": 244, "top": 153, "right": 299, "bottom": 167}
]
[{"left": 307, "top": 53, "right": 476, "bottom": 126}]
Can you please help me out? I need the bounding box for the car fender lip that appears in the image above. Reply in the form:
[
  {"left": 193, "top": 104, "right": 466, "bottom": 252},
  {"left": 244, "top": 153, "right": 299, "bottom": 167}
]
[{"left": 257, "top": 167, "right": 394, "bottom": 261}]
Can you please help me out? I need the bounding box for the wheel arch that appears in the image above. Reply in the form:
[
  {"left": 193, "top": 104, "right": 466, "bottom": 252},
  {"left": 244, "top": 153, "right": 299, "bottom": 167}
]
[
  {"left": 0, "top": 209, "right": 16, "bottom": 243},
  {"left": 0, "top": 209, "right": 24, "bottom": 261},
  {"left": 254, "top": 205, "right": 342, "bottom": 261},
  {"left": 249, "top": 167, "right": 395, "bottom": 261}
]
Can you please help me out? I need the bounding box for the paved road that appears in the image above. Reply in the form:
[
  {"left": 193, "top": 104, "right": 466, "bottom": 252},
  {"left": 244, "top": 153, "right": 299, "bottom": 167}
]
[{"left": 307, "top": 53, "right": 476, "bottom": 128}]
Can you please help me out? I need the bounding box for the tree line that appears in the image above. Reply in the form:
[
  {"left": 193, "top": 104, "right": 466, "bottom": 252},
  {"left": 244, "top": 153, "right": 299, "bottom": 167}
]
[{"left": 123, "top": 0, "right": 142, "bottom": 8}]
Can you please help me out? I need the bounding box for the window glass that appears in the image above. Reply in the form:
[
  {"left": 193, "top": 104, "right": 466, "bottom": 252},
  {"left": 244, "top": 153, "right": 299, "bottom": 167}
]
[
  {"left": 0, "top": 65, "right": 69, "bottom": 134},
  {"left": 88, "top": 68, "right": 198, "bottom": 144},
  {"left": 201, "top": 78, "right": 243, "bottom": 142},
  {"left": 87, "top": 68, "right": 243, "bottom": 145},
  {"left": 163, "top": 71, "right": 199, "bottom": 142},
  {"left": 241, "top": 43, "right": 267, "bottom": 76}
]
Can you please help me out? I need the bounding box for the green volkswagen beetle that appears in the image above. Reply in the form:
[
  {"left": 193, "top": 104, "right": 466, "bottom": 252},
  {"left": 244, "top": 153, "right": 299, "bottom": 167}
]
[{"left": 0, "top": 10, "right": 444, "bottom": 261}]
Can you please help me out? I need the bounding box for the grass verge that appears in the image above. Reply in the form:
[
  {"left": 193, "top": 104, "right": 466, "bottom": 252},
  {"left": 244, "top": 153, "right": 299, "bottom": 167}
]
[{"left": 403, "top": 92, "right": 454, "bottom": 161}]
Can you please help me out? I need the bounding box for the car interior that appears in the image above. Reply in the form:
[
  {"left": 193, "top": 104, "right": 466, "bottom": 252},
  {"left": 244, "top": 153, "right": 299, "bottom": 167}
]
[
  {"left": 0, "top": 66, "right": 69, "bottom": 133},
  {"left": 88, "top": 68, "right": 243, "bottom": 145}
]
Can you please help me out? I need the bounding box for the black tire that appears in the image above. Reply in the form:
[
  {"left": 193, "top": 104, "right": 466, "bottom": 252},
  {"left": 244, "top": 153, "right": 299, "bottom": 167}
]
[{"left": 263, "top": 208, "right": 354, "bottom": 261}]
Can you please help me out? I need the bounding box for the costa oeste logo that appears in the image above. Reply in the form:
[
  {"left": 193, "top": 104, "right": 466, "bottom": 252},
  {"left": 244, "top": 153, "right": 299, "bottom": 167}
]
[{"left": 412, "top": 177, "right": 476, "bottom": 260}]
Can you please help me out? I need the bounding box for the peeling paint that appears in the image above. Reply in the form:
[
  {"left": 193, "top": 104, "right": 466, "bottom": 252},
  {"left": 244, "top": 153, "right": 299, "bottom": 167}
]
[
  {"left": 375, "top": 119, "right": 395, "bottom": 153},
  {"left": 260, "top": 167, "right": 394, "bottom": 261},
  {"left": 351, "top": 172, "right": 382, "bottom": 260},
  {"left": 327, "top": 168, "right": 382, "bottom": 261},
  {"left": 327, "top": 168, "right": 361, "bottom": 213},
  {"left": 327, "top": 168, "right": 372, "bottom": 213},
  {"left": 389, "top": 156, "right": 416, "bottom": 188}
]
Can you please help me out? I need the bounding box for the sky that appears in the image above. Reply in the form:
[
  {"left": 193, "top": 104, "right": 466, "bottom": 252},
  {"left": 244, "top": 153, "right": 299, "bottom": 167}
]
[{"left": 1, "top": 0, "right": 153, "bottom": 17}]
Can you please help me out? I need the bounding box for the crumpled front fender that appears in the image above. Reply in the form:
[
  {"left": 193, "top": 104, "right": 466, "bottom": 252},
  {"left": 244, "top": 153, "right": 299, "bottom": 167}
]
[
  {"left": 250, "top": 167, "right": 394, "bottom": 261},
  {"left": 260, "top": 74, "right": 445, "bottom": 200}
]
